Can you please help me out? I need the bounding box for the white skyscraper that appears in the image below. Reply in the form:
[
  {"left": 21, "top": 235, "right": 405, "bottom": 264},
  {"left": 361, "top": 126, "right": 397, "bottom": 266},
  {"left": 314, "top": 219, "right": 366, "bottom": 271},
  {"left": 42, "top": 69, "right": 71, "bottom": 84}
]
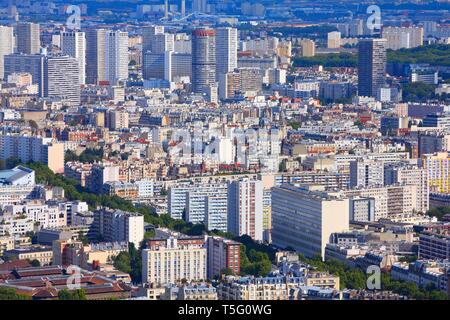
[
  {"left": 61, "top": 31, "right": 86, "bottom": 84},
  {"left": 44, "top": 55, "right": 81, "bottom": 106},
  {"left": 216, "top": 27, "right": 238, "bottom": 77},
  {"left": 227, "top": 179, "right": 264, "bottom": 241},
  {"left": 0, "top": 25, "right": 14, "bottom": 80},
  {"left": 142, "top": 25, "right": 173, "bottom": 54},
  {"left": 105, "top": 30, "right": 128, "bottom": 85},
  {"left": 86, "top": 28, "right": 108, "bottom": 84}
]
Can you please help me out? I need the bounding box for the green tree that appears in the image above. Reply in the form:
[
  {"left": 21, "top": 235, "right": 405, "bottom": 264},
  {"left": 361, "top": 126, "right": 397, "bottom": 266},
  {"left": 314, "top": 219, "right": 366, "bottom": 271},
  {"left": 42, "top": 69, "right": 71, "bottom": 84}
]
[
  {"left": 30, "top": 259, "right": 41, "bottom": 267},
  {"left": 65, "top": 150, "right": 79, "bottom": 162},
  {"left": 5, "top": 157, "right": 21, "bottom": 169},
  {"left": 402, "top": 82, "right": 437, "bottom": 102},
  {"left": 427, "top": 206, "right": 450, "bottom": 220},
  {"left": 128, "top": 243, "right": 142, "bottom": 284},
  {"left": 221, "top": 267, "right": 234, "bottom": 276},
  {"left": 0, "top": 288, "right": 31, "bottom": 300},
  {"left": 58, "top": 289, "right": 87, "bottom": 300},
  {"left": 78, "top": 231, "right": 89, "bottom": 245},
  {"left": 28, "top": 120, "right": 39, "bottom": 129},
  {"left": 144, "top": 229, "right": 155, "bottom": 239},
  {"left": 113, "top": 251, "right": 132, "bottom": 274}
]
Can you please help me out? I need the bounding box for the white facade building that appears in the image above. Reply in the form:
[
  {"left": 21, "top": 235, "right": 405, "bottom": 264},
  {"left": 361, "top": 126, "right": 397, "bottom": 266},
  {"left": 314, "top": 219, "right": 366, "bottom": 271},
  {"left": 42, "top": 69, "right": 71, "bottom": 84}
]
[
  {"left": 61, "top": 31, "right": 86, "bottom": 84},
  {"left": 227, "top": 179, "right": 264, "bottom": 241},
  {"left": 0, "top": 25, "right": 14, "bottom": 80},
  {"left": 105, "top": 30, "right": 129, "bottom": 85},
  {"left": 272, "top": 185, "right": 349, "bottom": 260}
]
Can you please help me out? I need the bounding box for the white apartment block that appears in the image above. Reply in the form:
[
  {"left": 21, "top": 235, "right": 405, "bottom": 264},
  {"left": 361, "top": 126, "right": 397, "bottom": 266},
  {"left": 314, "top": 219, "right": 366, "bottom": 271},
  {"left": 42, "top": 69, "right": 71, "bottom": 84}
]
[
  {"left": 0, "top": 216, "right": 33, "bottom": 236},
  {"left": 350, "top": 158, "right": 385, "bottom": 188},
  {"left": 44, "top": 55, "right": 81, "bottom": 106},
  {"left": 61, "top": 31, "right": 86, "bottom": 85},
  {"left": 163, "top": 51, "right": 192, "bottom": 83},
  {"left": 335, "top": 152, "right": 410, "bottom": 172},
  {"left": 105, "top": 30, "right": 129, "bottom": 85},
  {"left": 384, "top": 163, "right": 429, "bottom": 213},
  {"left": 142, "top": 237, "right": 207, "bottom": 285},
  {"left": 204, "top": 194, "right": 228, "bottom": 232},
  {"left": 217, "top": 276, "right": 304, "bottom": 300},
  {"left": 272, "top": 185, "right": 349, "bottom": 260},
  {"left": 0, "top": 25, "right": 14, "bottom": 80},
  {"left": 382, "top": 26, "right": 424, "bottom": 50},
  {"left": 3, "top": 202, "right": 67, "bottom": 229},
  {"left": 344, "top": 185, "right": 418, "bottom": 221},
  {"left": 168, "top": 183, "right": 227, "bottom": 221},
  {"left": 94, "top": 209, "right": 144, "bottom": 247},
  {"left": 216, "top": 27, "right": 238, "bottom": 77},
  {"left": 0, "top": 134, "right": 65, "bottom": 173},
  {"left": 0, "top": 186, "right": 37, "bottom": 206},
  {"left": 241, "top": 37, "right": 279, "bottom": 56},
  {"left": 227, "top": 179, "right": 264, "bottom": 241}
]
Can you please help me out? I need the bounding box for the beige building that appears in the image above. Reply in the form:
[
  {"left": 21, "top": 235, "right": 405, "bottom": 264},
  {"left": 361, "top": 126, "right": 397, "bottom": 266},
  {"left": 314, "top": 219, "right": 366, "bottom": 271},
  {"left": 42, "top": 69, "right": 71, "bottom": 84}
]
[
  {"left": 305, "top": 272, "right": 340, "bottom": 290},
  {"left": 217, "top": 276, "right": 304, "bottom": 300},
  {"left": 107, "top": 110, "right": 129, "bottom": 131},
  {"left": 0, "top": 236, "right": 15, "bottom": 255},
  {"left": 382, "top": 26, "right": 424, "bottom": 50},
  {"left": 300, "top": 39, "right": 315, "bottom": 57},
  {"left": 46, "top": 142, "right": 65, "bottom": 174},
  {"left": 52, "top": 239, "right": 128, "bottom": 269},
  {"left": 4, "top": 246, "right": 53, "bottom": 265},
  {"left": 422, "top": 152, "right": 450, "bottom": 194},
  {"left": 0, "top": 134, "right": 64, "bottom": 173},
  {"left": 327, "top": 31, "right": 341, "bottom": 49},
  {"left": 344, "top": 185, "right": 419, "bottom": 221}
]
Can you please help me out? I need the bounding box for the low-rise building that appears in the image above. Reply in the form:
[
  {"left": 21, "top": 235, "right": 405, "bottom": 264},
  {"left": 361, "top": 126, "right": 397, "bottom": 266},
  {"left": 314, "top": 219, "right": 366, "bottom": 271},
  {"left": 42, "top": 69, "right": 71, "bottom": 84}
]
[{"left": 4, "top": 246, "right": 53, "bottom": 265}]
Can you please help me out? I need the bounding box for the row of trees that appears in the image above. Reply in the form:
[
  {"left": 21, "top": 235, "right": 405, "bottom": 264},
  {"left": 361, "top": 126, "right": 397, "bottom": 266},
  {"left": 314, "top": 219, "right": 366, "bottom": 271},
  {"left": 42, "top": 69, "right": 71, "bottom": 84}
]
[
  {"left": 293, "top": 52, "right": 358, "bottom": 68},
  {"left": 427, "top": 206, "right": 450, "bottom": 220},
  {"left": 402, "top": 82, "right": 448, "bottom": 103},
  {"left": 387, "top": 44, "right": 450, "bottom": 67},
  {"left": 0, "top": 288, "right": 31, "bottom": 300},
  {"left": 58, "top": 289, "right": 87, "bottom": 300},
  {"left": 65, "top": 148, "right": 104, "bottom": 164},
  {"left": 299, "top": 254, "right": 367, "bottom": 290}
]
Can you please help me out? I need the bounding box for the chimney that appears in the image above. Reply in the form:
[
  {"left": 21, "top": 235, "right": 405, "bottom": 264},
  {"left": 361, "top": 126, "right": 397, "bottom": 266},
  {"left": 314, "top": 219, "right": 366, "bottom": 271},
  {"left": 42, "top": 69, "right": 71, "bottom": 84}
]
[
  {"left": 181, "top": 0, "right": 185, "bottom": 17},
  {"left": 165, "top": 0, "right": 169, "bottom": 19}
]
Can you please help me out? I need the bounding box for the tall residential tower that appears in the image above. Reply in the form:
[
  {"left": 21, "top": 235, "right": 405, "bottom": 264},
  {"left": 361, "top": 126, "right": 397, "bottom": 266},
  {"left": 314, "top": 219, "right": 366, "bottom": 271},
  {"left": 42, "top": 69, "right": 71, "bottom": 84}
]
[{"left": 358, "top": 38, "right": 387, "bottom": 97}]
